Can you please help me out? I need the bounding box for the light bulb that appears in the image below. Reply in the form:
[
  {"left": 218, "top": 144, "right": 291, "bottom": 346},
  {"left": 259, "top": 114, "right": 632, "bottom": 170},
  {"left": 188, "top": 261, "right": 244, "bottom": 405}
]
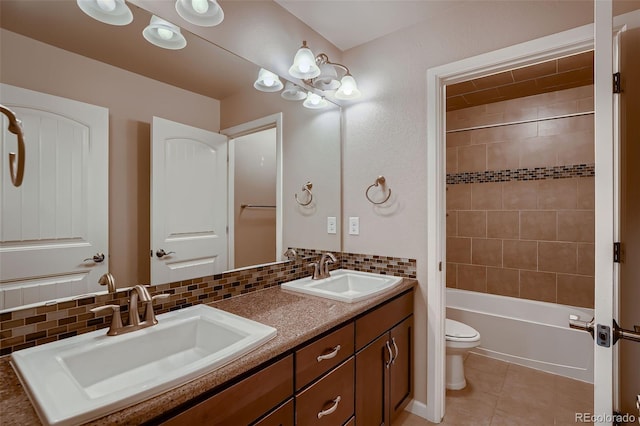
[
  {"left": 335, "top": 74, "right": 361, "bottom": 100},
  {"left": 263, "top": 77, "right": 275, "bottom": 87},
  {"left": 157, "top": 27, "right": 174, "bottom": 40},
  {"left": 309, "top": 93, "right": 321, "bottom": 105},
  {"left": 96, "top": 0, "right": 116, "bottom": 12},
  {"left": 191, "top": 0, "right": 209, "bottom": 14},
  {"left": 298, "top": 60, "right": 311, "bottom": 74}
]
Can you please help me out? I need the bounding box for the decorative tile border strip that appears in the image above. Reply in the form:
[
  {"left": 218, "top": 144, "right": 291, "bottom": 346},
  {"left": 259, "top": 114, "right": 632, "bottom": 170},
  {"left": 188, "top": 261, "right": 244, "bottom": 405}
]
[
  {"left": 447, "top": 163, "right": 595, "bottom": 185},
  {"left": 0, "top": 249, "right": 416, "bottom": 355}
]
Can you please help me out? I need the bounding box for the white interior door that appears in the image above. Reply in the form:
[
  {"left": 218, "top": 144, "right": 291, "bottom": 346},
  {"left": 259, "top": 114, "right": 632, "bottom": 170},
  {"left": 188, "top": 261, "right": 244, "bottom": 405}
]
[
  {"left": 0, "top": 84, "right": 109, "bottom": 309},
  {"left": 151, "top": 117, "right": 228, "bottom": 285}
]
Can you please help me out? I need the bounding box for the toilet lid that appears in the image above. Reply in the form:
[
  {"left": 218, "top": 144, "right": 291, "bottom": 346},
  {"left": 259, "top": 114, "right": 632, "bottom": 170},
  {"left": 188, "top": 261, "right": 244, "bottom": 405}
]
[{"left": 445, "top": 319, "right": 478, "bottom": 339}]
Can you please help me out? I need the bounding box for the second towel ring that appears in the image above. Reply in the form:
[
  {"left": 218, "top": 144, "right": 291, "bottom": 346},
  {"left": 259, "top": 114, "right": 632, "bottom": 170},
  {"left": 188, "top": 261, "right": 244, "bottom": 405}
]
[
  {"left": 295, "top": 181, "right": 313, "bottom": 206},
  {"left": 365, "top": 176, "right": 392, "bottom": 205}
]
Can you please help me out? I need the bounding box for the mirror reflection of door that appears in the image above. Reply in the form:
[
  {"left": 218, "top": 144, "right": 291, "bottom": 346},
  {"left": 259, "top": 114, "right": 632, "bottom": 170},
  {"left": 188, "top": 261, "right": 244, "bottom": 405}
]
[
  {"left": 0, "top": 84, "right": 108, "bottom": 309},
  {"left": 231, "top": 128, "right": 277, "bottom": 269},
  {"left": 151, "top": 117, "right": 228, "bottom": 285}
]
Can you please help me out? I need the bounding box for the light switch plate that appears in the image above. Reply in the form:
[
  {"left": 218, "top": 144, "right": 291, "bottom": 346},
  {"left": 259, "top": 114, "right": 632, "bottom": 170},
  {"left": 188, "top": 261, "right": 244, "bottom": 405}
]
[
  {"left": 327, "top": 217, "right": 337, "bottom": 234},
  {"left": 349, "top": 217, "right": 359, "bottom": 235}
]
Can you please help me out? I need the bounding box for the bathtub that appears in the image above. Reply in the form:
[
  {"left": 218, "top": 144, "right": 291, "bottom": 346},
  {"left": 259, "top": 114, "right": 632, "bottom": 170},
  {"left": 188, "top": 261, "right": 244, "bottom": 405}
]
[{"left": 446, "top": 288, "right": 594, "bottom": 383}]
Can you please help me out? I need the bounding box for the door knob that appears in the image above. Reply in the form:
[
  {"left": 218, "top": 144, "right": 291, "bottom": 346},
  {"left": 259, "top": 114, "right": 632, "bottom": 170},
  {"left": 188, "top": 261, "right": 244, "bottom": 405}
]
[
  {"left": 83, "top": 253, "right": 105, "bottom": 263},
  {"left": 155, "top": 249, "right": 175, "bottom": 258}
]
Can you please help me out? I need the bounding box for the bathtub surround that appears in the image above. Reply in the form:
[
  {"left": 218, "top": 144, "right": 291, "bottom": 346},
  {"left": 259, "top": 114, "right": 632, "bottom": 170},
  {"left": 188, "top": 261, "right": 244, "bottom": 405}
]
[
  {"left": 0, "top": 250, "right": 416, "bottom": 356},
  {"left": 446, "top": 85, "right": 595, "bottom": 308}
]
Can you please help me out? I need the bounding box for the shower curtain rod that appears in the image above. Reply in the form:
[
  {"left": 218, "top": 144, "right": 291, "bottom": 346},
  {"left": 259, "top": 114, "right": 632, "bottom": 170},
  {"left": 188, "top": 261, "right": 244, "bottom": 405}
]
[{"left": 446, "top": 110, "right": 594, "bottom": 134}]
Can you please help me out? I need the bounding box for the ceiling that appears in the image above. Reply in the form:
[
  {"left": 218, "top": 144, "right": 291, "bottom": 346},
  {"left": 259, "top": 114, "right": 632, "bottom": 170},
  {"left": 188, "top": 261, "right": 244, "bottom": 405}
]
[
  {"left": 446, "top": 50, "right": 594, "bottom": 111},
  {"left": 274, "top": 0, "right": 462, "bottom": 51}
]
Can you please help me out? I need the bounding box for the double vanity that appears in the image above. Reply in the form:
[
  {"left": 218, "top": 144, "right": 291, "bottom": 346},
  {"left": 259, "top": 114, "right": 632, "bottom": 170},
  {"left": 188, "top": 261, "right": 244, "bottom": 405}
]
[{"left": 3, "top": 269, "right": 415, "bottom": 425}]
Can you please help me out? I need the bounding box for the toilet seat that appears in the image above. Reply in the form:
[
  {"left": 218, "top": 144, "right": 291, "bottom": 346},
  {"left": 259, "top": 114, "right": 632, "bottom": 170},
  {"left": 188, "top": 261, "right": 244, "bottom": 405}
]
[{"left": 445, "top": 318, "right": 479, "bottom": 341}]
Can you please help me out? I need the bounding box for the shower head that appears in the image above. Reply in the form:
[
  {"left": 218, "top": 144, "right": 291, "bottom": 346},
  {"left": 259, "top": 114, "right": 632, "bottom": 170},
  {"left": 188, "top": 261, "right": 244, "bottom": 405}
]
[{"left": 0, "top": 104, "right": 26, "bottom": 187}]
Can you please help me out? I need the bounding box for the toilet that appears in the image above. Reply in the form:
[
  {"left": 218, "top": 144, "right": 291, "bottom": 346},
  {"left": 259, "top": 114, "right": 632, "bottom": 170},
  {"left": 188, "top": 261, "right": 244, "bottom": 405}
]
[{"left": 445, "top": 318, "right": 481, "bottom": 390}]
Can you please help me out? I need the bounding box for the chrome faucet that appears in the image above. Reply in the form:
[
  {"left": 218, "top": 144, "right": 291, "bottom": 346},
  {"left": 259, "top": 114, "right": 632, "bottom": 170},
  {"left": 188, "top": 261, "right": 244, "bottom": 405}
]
[
  {"left": 90, "top": 285, "right": 170, "bottom": 336},
  {"left": 98, "top": 272, "right": 116, "bottom": 293},
  {"left": 309, "top": 252, "right": 337, "bottom": 280},
  {"left": 283, "top": 248, "right": 298, "bottom": 261}
]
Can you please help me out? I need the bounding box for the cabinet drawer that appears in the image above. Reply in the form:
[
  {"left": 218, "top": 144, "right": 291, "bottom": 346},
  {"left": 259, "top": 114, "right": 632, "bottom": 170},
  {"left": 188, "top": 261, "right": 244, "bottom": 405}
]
[
  {"left": 161, "top": 355, "right": 293, "bottom": 425},
  {"left": 253, "top": 398, "right": 294, "bottom": 426},
  {"left": 296, "top": 358, "right": 355, "bottom": 426},
  {"left": 296, "top": 322, "right": 354, "bottom": 390},
  {"left": 356, "top": 290, "right": 413, "bottom": 350}
]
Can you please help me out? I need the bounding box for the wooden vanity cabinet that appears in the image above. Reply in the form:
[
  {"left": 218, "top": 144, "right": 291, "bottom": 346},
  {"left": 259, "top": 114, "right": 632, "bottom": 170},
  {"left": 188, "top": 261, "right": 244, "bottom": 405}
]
[
  {"left": 355, "top": 291, "right": 414, "bottom": 426},
  {"left": 159, "top": 355, "right": 294, "bottom": 426},
  {"left": 155, "top": 289, "right": 414, "bottom": 426}
]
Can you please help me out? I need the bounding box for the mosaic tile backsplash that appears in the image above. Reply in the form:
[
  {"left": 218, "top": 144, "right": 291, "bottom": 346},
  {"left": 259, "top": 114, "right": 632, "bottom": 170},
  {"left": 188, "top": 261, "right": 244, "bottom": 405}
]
[{"left": 0, "top": 250, "right": 416, "bottom": 356}]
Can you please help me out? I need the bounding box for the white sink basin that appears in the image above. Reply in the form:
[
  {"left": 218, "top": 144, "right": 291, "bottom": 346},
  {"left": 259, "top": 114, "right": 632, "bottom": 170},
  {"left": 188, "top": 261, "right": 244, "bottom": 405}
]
[
  {"left": 281, "top": 269, "right": 403, "bottom": 303},
  {"left": 11, "top": 304, "right": 276, "bottom": 426}
]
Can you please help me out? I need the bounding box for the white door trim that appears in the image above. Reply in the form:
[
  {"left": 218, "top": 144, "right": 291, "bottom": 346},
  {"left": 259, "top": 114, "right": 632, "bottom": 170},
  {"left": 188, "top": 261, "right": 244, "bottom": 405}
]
[
  {"left": 425, "top": 23, "right": 595, "bottom": 423},
  {"left": 221, "top": 113, "right": 283, "bottom": 268}
]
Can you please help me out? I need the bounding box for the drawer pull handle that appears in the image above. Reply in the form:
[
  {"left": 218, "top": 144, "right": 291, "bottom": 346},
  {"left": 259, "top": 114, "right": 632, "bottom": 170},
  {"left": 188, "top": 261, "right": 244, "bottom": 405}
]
[
  {"left": 385, "top": 341, "right": 393, "bottom": 369},
  {"left": 391, "top": 337, "right": 399, "bottom": 365},
  {"left": 317, "top": 345, "right": 341, "bottom": 362},
  {"left": 317, "top": 396, "right": 341, "bottom": 419}
]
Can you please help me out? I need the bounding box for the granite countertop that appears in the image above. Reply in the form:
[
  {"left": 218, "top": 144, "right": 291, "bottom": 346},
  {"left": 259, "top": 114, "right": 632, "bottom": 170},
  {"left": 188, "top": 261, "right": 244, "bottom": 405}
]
[{"left": 0, "top": 279, "right": 416, "bottom": 426}]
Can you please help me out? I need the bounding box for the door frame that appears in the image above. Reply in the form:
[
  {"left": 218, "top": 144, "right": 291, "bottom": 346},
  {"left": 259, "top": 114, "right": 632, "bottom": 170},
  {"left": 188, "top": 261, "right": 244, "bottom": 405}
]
[
  {"left": 425, "top": 21, "right": 597, "bottom": 424},
  {"left": 221, "top": 113, "right": 283, "bottom": 270}
]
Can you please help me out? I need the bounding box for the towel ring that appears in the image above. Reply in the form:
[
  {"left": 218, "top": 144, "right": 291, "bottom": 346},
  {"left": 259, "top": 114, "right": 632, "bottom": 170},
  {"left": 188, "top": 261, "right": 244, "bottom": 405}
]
[
  {"left": 1, "top": 105, "right": 26, "bottom": 187},
  {"left": 365, "top": 176, "right": 391, "bottom": 205},
  {"left": 295, "top": 181, "right": 313, "bottom": 206}
]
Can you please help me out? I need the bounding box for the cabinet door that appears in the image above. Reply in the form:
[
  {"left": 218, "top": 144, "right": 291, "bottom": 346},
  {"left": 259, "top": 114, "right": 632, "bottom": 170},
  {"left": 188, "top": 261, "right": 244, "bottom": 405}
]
[
  {"left": 355, "top": 333, "right": 390, "bottom": 426},
  {"left": 253, "top": 398, "right": 294, "bottom": 426},
  {"left": 160, "top": 355, "right": 293, "bottom": 425},
  {"left": 390, "top": 316, "right": 413, "bottom": 422}
]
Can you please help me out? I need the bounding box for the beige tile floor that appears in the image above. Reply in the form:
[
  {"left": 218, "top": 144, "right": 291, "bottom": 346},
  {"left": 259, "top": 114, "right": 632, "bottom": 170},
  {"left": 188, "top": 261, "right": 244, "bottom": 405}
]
[{"left": 393, "top": 353, "right": 593, "bottom": 426}]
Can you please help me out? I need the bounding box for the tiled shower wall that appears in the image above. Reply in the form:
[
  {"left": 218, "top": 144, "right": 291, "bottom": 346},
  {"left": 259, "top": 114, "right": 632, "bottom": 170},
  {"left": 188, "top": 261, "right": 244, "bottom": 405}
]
[
  {"left": 446, "top": 85, "right": 595, "bottom": 308},
  {"left": 0, "top": 250, "right": 416, "bottom": 355}
]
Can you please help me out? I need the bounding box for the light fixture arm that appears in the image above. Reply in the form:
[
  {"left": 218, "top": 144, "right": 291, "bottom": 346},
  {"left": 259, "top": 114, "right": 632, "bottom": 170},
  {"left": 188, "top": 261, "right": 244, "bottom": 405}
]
[{"left": 314, "top": 53, "right": 350, "bottom": 75}]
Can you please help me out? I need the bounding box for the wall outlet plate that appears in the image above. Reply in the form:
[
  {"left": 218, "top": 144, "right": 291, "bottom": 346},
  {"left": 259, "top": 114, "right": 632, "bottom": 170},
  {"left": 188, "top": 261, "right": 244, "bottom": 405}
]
[
  {"left": 349, "top": 217, "right": 359, "bottom": 235},
  {"left": 327, "top": 217, "right": 337, "bottom": 234}
]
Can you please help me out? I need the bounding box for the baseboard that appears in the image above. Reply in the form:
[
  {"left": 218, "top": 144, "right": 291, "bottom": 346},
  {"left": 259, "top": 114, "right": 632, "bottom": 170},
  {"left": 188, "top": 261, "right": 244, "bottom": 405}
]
[{"left": 404, "top": 399, "right": 436, "bottom": 422}]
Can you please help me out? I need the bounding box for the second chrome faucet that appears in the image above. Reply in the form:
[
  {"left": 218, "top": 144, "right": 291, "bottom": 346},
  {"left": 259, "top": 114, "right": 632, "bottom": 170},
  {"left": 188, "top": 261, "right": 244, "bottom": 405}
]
[{"left": 309, "top": 252, "right": 337, "bottom": 280}]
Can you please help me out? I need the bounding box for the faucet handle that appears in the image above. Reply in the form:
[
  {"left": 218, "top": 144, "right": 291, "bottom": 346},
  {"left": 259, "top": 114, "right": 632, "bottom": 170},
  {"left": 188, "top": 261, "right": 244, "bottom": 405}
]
[
  {"left": 144, "top": 293, "right": 170, "bottom": 325},
  {"left": 91, "top": 305, "right": 124, "bottom": 336},
  {"left": 152, "top": 293, "right": 170, "bottom": 303},
  {"left": 308, "top": 262, "right": 322, "bottom": 279}
]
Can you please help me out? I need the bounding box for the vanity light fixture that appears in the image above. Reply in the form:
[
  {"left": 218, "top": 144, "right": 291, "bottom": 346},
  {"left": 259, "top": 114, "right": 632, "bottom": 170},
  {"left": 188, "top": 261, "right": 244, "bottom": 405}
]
[
  {"left": 335, "top": 73, "right": 361, "bottom": 100},
  {"left": 289, "top": 41, "right": 361, "bottom": 100},
  {"left": 281, "top": 82, "right": 306, "bottom": 101},
  {"left": 288, "top": 41, "right": 321, "bottom": 80},
  {"left": 254, "top": 68, "right": 284, "bottom": 92},
  {"left": 175, "top": 0, "right": 224, "bottom": 27},
  {"left": 302, "top": 92, "right": 328, "bottom": 109},
  {"left": 76, "top": 0, "right": 133, "bottom": 26},
  {"left": 143, "top": 15, "right": 187, "bottom": 50}
]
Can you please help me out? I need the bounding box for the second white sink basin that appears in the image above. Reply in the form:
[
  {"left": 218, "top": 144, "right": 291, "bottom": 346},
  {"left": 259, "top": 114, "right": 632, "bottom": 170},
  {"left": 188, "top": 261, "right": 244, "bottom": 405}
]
[
  {"left": 11, "top": 304, "right": 276, "bottom": 426},
  {"left": 281, "top": 269, "right": 402, "bottom": 303}
]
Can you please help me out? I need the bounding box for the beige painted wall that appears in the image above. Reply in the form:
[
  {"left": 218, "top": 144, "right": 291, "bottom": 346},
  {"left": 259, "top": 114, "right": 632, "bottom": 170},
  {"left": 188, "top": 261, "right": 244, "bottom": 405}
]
[{"left": 0, "top": 29, "right": 221, "bottom": 287}]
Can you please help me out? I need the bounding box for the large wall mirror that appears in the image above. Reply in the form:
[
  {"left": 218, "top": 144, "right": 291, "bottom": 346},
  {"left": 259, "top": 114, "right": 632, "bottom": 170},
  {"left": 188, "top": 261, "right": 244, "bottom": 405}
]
[{"left": 0, "top": 0, "right": 341, "bottom": 311}]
